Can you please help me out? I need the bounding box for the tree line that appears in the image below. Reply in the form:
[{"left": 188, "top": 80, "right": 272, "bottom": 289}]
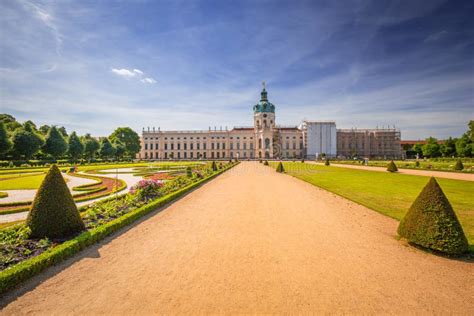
[
  {"left": 403, "top": 121, "right": 473, "bottom": 158},
  {"left": 0, "top": 114, "right": 141, "bottom": 162}
]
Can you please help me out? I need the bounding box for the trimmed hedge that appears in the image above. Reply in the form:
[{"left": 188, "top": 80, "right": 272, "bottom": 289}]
[
  {"left": 276, "top": 162, "right": 285, "bottom": 173},
  {"left": 398, "top": 177, "right": 468, "bottom": 255},
  {"left": 454, "top": 160, "right": 464, "bottom": 171},
  {"left": 0, "top": 162, "right": 239, "bottom": 294},
  {"left": 0, "top": 192, "right": 8, "bottom": 199},
  {"left": 26, "top": 165, "right": 85, "bottom": 239},
  {"left": 387, "top": 161, "right": 398, "bottom": 172}
]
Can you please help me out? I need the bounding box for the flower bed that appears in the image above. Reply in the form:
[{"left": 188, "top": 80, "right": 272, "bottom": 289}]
[{"left": 0, "top": 161, "right": 238, "bottom": 294}]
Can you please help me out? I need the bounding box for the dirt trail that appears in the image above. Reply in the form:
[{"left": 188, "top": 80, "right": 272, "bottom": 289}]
[{"left": 1, "top": 162, "right": 473, "bottom": 314}]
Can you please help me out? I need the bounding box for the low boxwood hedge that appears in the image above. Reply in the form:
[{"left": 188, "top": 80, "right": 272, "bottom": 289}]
[{"left": 0, "top": 162, "right": 238, "bottom": 294}]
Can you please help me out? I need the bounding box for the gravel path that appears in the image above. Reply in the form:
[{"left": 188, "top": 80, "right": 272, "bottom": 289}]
[
  {"left": 1, "top": 162, "right": 472, "bottom": 314},
  {"left": 314, "top": 162, "right": 474, "bottom": 181}
]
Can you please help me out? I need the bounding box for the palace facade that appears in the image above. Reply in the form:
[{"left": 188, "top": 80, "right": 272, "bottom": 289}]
[{"left": 138, "top": 85, "right": 402, "bottom": 160}]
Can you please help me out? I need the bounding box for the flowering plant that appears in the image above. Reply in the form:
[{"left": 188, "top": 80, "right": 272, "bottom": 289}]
[{"left": 130, "top": 179, "right": 164, "bottom": 201}]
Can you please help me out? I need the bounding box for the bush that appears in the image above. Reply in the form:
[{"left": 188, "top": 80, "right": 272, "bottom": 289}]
[
  {"left": 186, "top": 166, "right": 192, "bottom": 177},
  {"left": 325, "top": 159, "right": 330, "bottom": 166},
  {"left": 263, "top": 160, "right": 269, "bottom": 166},
  {"left": 26, "top": 165, "right": 85, "bottom": 239},
  {"left": 387, "top": 161, "right": 398, "bottom": 172},
  {"left": 301, "top": 159, "right": 305, "bottom": 163},
  {"left": 211, "top": 161, "right": 217, "bottom": 171},
  {"left": 454, "top": 160, "right": 464, "bottom": 171},
  {"left": 398, "top": 177, "right": 468, "bottom": 255},
  {"left": 276, "top": 162, "right": 285, "bottom": 173},
  {"left": 415, "top": 161, "right": 420, "bottom": 167},
  {"left": 0, "top": 192, "right": 8, "bottom": 199},
  {"left": 259, "top": 159, "right": 262, "bottom": 163}
]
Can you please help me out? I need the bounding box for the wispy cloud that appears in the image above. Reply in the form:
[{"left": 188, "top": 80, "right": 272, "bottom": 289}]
[{"left": 111, "top": 67, "right": 156, "bottom": 84}]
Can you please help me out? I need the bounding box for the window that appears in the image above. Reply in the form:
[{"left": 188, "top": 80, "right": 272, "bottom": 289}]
[
  {"left": 250, "top": 143, "right": 253, "bottom": 150},
  {"left": 211, "top": 143, "right": 214, "bottom": 150},
  {"left": 217, "top": 143, "right": 220, "bottom": 150},
  {"left": 171, "top": 143, "right": 174, "bottom": 150},
  {"left": 184, "top": 143, "right": 187, "bottom": 150},
  {"left": 145, "top": 143, "right": 148, "bottom": 150},
  {"left": 190, "top": 143, "right": 193, "bottom": 150},
  {"left": 222, "top": 143, "right": 225, "bottom": 150},
  {"left": 178, "top": 143, "right": 181, "bottom": 150},
  {"left": 230, "top": 143, "right": 233, "bottom": 150},
  {"left": 203, "top": 143, "right": 207, "bottom": 150},
  {"left": 265, "top": 138, "right": 270, "bottom": 149},
  {"left": 243, "top": 143, "right": 247, "bottom": 150},
  {"left": 258, "top": 139, "right": 262, "bottom": 149},
  {"left": 237, "top": 143, "right": 240, "bottom": 150},
  {"left": 165, "top": 143, "right": 168, "bottom": 150},
  {"left": 197, "top": 143, "right": 200, "bottom": 150},
  {"left": 293, "top": 143, "right": 296, "bottom": 150},
  {"left": 178, "top": 152, "right": 181, "bottom": 159},
  {"left": 184, "top": 152, "right": 187, "bottom": 159},
  {"left": 286, "top": 142, "right": 289, "bottom": 150}
]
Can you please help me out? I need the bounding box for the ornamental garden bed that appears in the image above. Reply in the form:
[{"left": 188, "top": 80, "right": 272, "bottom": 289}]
[{"left": 0, "top": 161, "right": 238, "bottom": 294}]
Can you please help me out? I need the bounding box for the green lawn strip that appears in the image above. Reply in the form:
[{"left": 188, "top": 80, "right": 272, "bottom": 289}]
[
  {"left": 334, "top": 160, "right": 474, "bottom": 173},
  {"left": 271, "top": 162, "right": 474, "bottom": 247},
  {"left": 0, "top": 174, "right": 47, "bottom": 190},
  {"left": 0, "top": 162, "right": 238, "bottom": 294},
  {"left": 0, "top": 192, "right": 7, "bottom": 199}
]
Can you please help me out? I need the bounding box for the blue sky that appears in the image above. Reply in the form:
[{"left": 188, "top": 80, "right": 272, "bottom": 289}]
[{"left": 1, "top": 0, "right": 473, "bottom": 139}]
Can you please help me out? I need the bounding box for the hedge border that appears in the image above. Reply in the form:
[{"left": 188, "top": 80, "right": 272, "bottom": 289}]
[{"left": 0, "top": 162, "right": 238, "bottom": 294}]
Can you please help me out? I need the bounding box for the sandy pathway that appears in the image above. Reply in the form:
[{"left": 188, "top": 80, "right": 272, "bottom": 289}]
[
  {"left": 313, "top": 162, "right": 474, "bottom": 181},
  {"left": 1, "top": 162, "right": 473, "bottom": 314}
]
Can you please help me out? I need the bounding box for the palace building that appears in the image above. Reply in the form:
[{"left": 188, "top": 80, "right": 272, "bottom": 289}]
[{"left": 138, "top": 84, "right": 402, "bottom": 160}]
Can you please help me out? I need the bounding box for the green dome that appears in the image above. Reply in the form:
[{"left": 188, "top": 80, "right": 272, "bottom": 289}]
[{"left": 253, "top": 87, "right": 275, "bottom": 113}]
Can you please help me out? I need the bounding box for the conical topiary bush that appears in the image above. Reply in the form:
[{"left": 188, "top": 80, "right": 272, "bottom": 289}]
[
  {"left": 263, "top": 160, "right": 269, "bottom": 166},
  {"left": 26, "top": 165, "right": 85, "bottom": 239},
  {"left": 454, "top": 160, "right": 464, "bottom": 171},
  {"left": 276, "top": 162, "right": 285, "bottom": 173},
  {"left": 325, "top": 159, "right": 330, "bottom": 166},
  {"left": 387, "top": 160, "right": 398, "bottom": 172},
  {"left": 211, "top": 161, "right": 217, "bottom": 171},
  {"left": 398, "top": 177, "right": 468, "bottom": 255}
]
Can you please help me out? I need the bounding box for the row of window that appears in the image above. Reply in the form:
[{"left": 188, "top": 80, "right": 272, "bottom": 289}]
[
  {"left": 144, "top": 136, "right": 255, "bottom": 141},
  {"left": 144, "top": 142, "right": 259, "bottom": 151},
  {"left": 143, "top": 151, "right": 257, "bottom": 159}
]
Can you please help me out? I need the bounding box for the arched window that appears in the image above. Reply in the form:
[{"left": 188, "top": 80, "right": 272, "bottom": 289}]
[
  {"left": 258, "top": 139, "right": 262, "bottom": 149},
  {"left": 265, "top": 138, "right": 270, "bottom": 149}
]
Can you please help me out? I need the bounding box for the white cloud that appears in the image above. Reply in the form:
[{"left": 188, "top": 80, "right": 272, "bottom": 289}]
[
  {"left": 141, "top": 77, "right": 156, "bottom": 84},
  {"left": 133, "top": 69, "right": 143, "bottom": 75},
  {"left": 111, "top": 68, "right": 136, "bottom": 78}
]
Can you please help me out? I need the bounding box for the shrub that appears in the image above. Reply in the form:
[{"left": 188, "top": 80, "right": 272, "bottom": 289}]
[
  {"left": 398, "top": 177, "right": 468, "bottom": 255},
  {"left": 186, "top": 166, "right": 192, "bottom": 177},
  {"left": 0, "top": 192, "right": 8, "bottom": 199},
  {"left": 26, "top": 165, "right": 85, "bottom": 239},
  {"left": 415, "top": 161, "right": 420, "bottom": 167},
  {"left": 259, "top": 159, "right": 262, "bottom": 163},
  {"left": 301, "top": 159, "right": 305, "bottom": 163},
  {"left": 387, "top": 160, "right": 398, "bottom": 172},
  {"left": 276, "top": 162, "right": 285, "bottom": 173},
  {"left": 325, "top": 159, "right": 330, "bottom": 166},
  {"left": 263, "top": 160, "right": 269, "bottom": 166},
  {"left": 211, "top": 161, "right": 217, "bottom": 171},
  {"left": 454, "top": 160, "right": 464, "bottom": 171}
]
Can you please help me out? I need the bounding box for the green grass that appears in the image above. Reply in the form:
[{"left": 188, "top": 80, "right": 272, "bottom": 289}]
[
  {"left": 271, "top": 162, "right": 474, "bottom": 247},
  {"left": 0, "top": 174, "right": 47, "bottom": 190},
  {"left": 335, "top": 159, "right": 473, "bottom": 173}
]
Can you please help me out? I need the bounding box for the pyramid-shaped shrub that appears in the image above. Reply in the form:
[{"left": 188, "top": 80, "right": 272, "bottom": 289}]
[
  {"left": 263, "top": 160, "right": 269, "bottom": 166},
  {"left": 211, "top": 160, "right": 217, "bottom": 171},
  {"left": 26, "top": 165, "right": 85, "bottom": 239},
  {"left": 325, "top": 159, "right": 330, "bottom": 166},
  {"left": 276, "top": 162, "right": 285, "bottom": 173},
  {"left": 398, "top": 177, "right": 468, "bottom": 254},
  {"left": 454, "top": 160, "right": 464, "bottom": 171},
  {"left": 387, "top": 160, "right": 398, "bottom": 172}
]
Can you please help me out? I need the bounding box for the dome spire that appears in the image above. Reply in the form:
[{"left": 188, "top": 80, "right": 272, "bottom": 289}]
[{"left": 260, "top": 81, "right": 268, "bottom": 101}]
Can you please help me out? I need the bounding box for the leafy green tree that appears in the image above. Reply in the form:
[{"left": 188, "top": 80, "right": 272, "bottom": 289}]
[
  {"left": 455, "top": 135, "right": 472, "bottom": 157},
  {"left": 109, "top": 127, "right": 141, "bottom": 157},
  {"left": 0, "top": 114, "right": 21, "bottom": 132},
  {"left": 24, "top": 120, "right": 37, "bottom": 131},
  {"left": 67, "top": 131, "right": 84, "bottom": 161},
  {"left": 440, "top": 137, "right": 456, "bottom": 157},
  {"left": 39, "top": 125, "right": 50, "bottom": 135},
  {"left": 11, "top": 123, "right": 44, "bottom": 159},
  {"left": 413, "top": 143, "right": 423, "bottom": 157},
  {"left": 99, "top": 137, "right": 116, "bottom": 159},
  {"left": 468, "top": 120, "right": 474, "bottom": 142},
  {"left": 422, "top": 137, "right": 440, "bottom": 158},
  {"left": 113, "top": 139, "right": 126, "bottom": 159},
  {"left": 0, "top": 122, "right": 12, "bottom": 155},
  {"left": 58, "top": 126, "right": 68, "bottom": 138},
  {"left": 43, "top": 126, "right": 68, "bottom": 159},
  {"left": 82, "top": 134, "right": 100, "bottom": 159}
]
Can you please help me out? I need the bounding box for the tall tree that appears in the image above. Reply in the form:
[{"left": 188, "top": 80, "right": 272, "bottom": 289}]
[
  {"left": 99, "top": 137, "right": 116, "bottom": 159},
  {"left": 82, "top": 134, "right": 100, "bottom": 159},
  {"left": 113, "top": 139, "right": 126, "bottom": 159},
  {"left": 67, "top": 132, "right": 84, "bottom": 161},
  {"left": 39, "top": 125, "right": 50, "bottom": 135},
  {"left": 58, "top": 126, "right": 68, "bottom": 138},
  {"left": 11, "top": 123, "right": 44, "bottom": 159},
  {"left": 43, "top": 126, "right": 68, "bottom": 159},
  {"left": 0, "top": 114, "right": 21, "bottom": 132},
  {"left": 0, "top": 122, "right": 12, "bottom": 155},
  {"left": 455, "top": 135, "right": 472, "bottom": 157},
  {"left": 422, "top": 137, "right": 441, "bottom": 158},
  {"left": 440, "top": 137, "right": 456, "bottom": 157},
  {"left": 109, "top": 127, "right": 141, "bottom": 158}
]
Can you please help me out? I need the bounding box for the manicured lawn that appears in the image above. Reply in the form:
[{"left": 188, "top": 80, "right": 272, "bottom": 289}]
[
  {"left": 0, "top": 174, "right": 46, "bottom": 190},
  {"left": 271, "top": 162, "right": 474, "bottom": 246}
]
